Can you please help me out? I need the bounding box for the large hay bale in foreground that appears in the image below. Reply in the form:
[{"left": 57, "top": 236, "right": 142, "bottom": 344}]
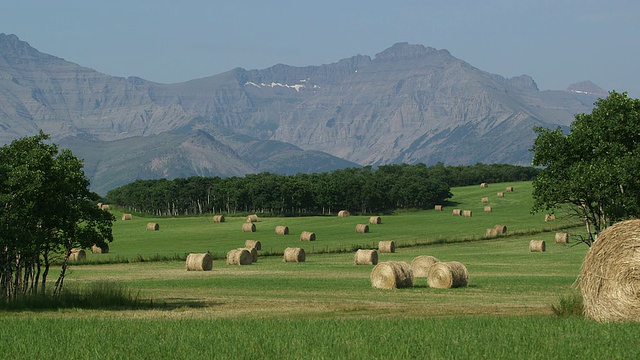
[
  {"left": 494, "top": 224, "right": 507, "bottom": 234},
  {"left": 69, "top": 249, "right": 86, "bottom": 261},
  {"left": 529, "top": 240, "right": 546, "bottom": 252},
  {"left": 245, "top": 247, "right": 258, "bottom": 263},
  {"left": 122, "top": 213, "right": 132, "bottom": 221},
  {"left": 452, "top": 209, "right": 461, "bottom": 216},
  {"left": 300, "top": 231, "right": 315, "bottom": 241},
  {"left": 275, "top": 226, "right": 289, "bottom": 235},
  {"left": 378, "top": 240, "right": 395, "bottom": 253},
  {"left": 91, "top": 243, "right": 109, "bottom": 254},
  {"left": 283, "top": 247, "right": 306, "bottom": 262},
  {"left": 355, "top": 224, "right": 369, "bottom": 233},
  {"left": 146, "top": 222, "right": 159, "bottom": 231},
  {"left": 246, "top": 214, "right": 259, "bottom": 223},
  {"left": 426, "top": 261, "right": 468, "bottom": 289},
  {"left": 369, "top": 216, "right": 382, "bottom": 224},
  {"left": 370, "top": 261, "right": 413, "bottom": 289},
  {"left": 213, "top": 215, "right": 225, "bottom": 223},
  {"left": 411, "top": 255, "right": 440, "bottom": 277},
  {"left": 462, "top": 210, "right": 472, "bottom": 218},
  {"left": 555, "top": 232, "right": 569, "bottom": 244},
  {"left": 226, "top": 248, "right": 252, "bottom": 265},
  {"left": 484, "top": 206, "right": 493, "bottom": 213},
  {"left": 354, "top": 249, "right": 378, "bottom": 265},
  {"left": 186, "top": 253, "right": 213, "bottom": 271},
  {"left": 434, "top": 205, "right": 443, "bottom": 211},
  {"left": 338, "top": 210, "right": 350, "bottom": 217},
  {"left": 581, "top": 219, "right": 640, "bottom": 322},
  {"left": 244, "top": 240, "right": 261, "bottom": 250},
  {"left": 242, "top": 223, "right": 256, "bottom": 233}
]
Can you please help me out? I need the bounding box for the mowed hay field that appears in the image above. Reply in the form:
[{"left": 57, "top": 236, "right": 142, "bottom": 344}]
[{"left": 4, "top": 181, "right": 640, "bottom": 358}]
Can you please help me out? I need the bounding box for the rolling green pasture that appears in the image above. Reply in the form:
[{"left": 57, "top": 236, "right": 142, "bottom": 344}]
[{"left": 5, "top": 181, "right": 636, "bottom": 359}]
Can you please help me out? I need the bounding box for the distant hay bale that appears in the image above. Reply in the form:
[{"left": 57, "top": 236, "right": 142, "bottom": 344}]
[
  {"left": 354, "top": 249, "right": 378, "bottom": 265},
  {"left": 355, "top": 224, "right": 370, "bottom": 233},
  {"left": 494, "top": 224, "right": 507, "bottom": 234},
  {"left": 146, "top": 222, "right": 159, "bottom": 231},
  {"left": 506, "top": 186, "right": 514, "bottom": 192},
  {"left": 529, "top": 240, "right": 546, "bottom": 252},
  {"left": 581, "top": 219, "right": 640, "bottom": 322},
  {"left": 555, "top": 232, "right": 569, "bottom": 244},
  {"left": 246, "top": 214, "right": 259, "bottom": 223},
  {"left": 370, "top": 261, "right": 413, "bottom": 289},
  {"left": 462, "top": 210, "right": 472, "bottom": 218},
  {"left": 91, "top": 243, "right": 109, "bottom": 254},
  {"left": 427, "top": 261, "right": 468, "bottom": 288},
  {"left": 480, "top": 183, "right": 488, "bottom": 188},
  {"left": 283, "top": 247, "right": 306, "bottom": 262},
  {"left": 452, "top": 209, "right": 462, "bottom": 216},
  {"left": 411, "top": 255, "right": 440, "bottom": 277},
  {"left": 244, "top": 240, "right": 261, "bottom": 251},
  {"left": 481, "top": 197, "right": 489, "bottom": 203},
  {"left": 369, "top": 216, "right": 382, "bottom": 224},
  {"left": 122, "top": 213, "right": 132, "bottom": 221},
  {"left": 497, "top": 192, "right": 504, "bottom": 198},
  {"left": 484, "top": 206, "right": 493, "bottom": 213},
  {"left": 485, "top": 228, "right": 498, "bottom": 238},
  {"left": 186, "top": 253, "right": 213, "bottom": 271},
  {"left": 300, "top": 231, "right": 316, "bottom": 241},
  {"left": 69, "top": 249, "right": 86, "bottom": 261},
  {"left": 101, "top": 204, "right": 110, "bottom": 210},
  {"left": 545, "top": 214, "right": 556, "bottom": 222},
  {"left": 226, "top": 248, "right": 252, "bottom": 265},
  {"left": 97, "top": 202, "right": 102, "bottom": 208},
  {"left": 213, "top": 215, "right": 225, "bottom": 223},
  {"left": 378, "top": 240, "right": 395, "bottom": 253},
  {"left": 338, "top": 210, "right": 350, "bottom": 217},
  {"left": 242, "top": 223, "right": 256, "bottom": 233},
  {"left": 434, "top": 205, "right": 443, "bottom": 211},
  {"left": 275, "top": 225, "right": 289, "bottom": 235},
  {"left": 245, "top": 247, "right": 258, "bottom": 263}
]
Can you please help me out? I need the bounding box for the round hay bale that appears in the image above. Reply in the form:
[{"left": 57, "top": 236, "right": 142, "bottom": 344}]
[
  {"left": 555, "top": 232, "right": 569, "bottom": 244},
  {"left": 497, "top": 192, "right": 504, "bottom": 198},
  {"left": 101, "top": 204, "right": 110, "bottom": 210},
  {"left": 529, "top": 240, "right": 546, "bottom": 252},
  {"left": 485, "top": 228, "right": 498, "bottom": 238},
  {"left": 283, "top": 247, "right": 306, "bottom": 262},
  {"left": 91, "top": 243, "right": 109, "bottom": 254},
  {"left": 581, "top": 219, "right": 640, "bottom": 322},
  {"left": 69, "top": 248, "right": 86, "bottom": 261},
  {"left": 354, "top": 249, "right": 378, "bottom": 265},
  {"left": 146, "top": 222, "right": 159, "bottom": 231},
  {"left": 434, "top": 205, "right": 443, "bottom": 211},
  {"left": 480, "top": 183, "right": 488, "bottom": 188},
  {"left": 411, "top": 255, "right": 440, "bottom": 277},
  {"left": 245, "top": 247, "right": 258, "bottom": 263},
  {"left": 246, "top": 214, "right": 259, "bottom": 223},
  {"left": 484, "top": 206, "right": 493, "bottom": 213},
  {"left": 186, "top": 253, "right": 213, "bottom": 271},
  {"left": 245, "top": 240, "right": 261, "bottom": 251},
  {"left": 97, "top": 202, "right": 102, "bottom": 208},
  {"left": 545, "top": 214, "right": 556, "bottom": 222},
  {"left": 338, "top": 210, "right": 350, "bottom": 217},
  {"left": 213, "top": 215, "right": 225, "bottom": 223},
  {"left": 300, "top": 231, "right": 316, "bottom": 241},
  {"left": 242, "top": 223, "right": 256, "bottom": 233},
  {"left": 122, "top": 213, "right": 132, "bottom": 221},
  {"left": 378, "top": 240, "right": 395, "bottom": 253},
  {"left": 494, "top": 224, "right": 507, "bottom": 234},
  {"left": 275, "top": 226, "right": 289, "bottom": 235},
  {"left": 369, "top": 216, "right": 382, "bottom": 224},
  {"left": 426, "top": 261, "right": 468, "bottom": 289},
  {"left": 481, "top": 197, "right": 489, "bottom": 203},
  {"left": 452, "top": 209, "right": 462, "bottom": 216},
  {"left": 462, "top": 210, "right": 472, "bottom": 218},
  {"left": 355, "top": 224, "right": 370, "bottom": 233},
  {"left": 506, "top": 186, "right": 514, "bottom": 192},
  {"left": 226, "top": 248, "right": 252, "bottom": 265},
  {"left": 370, "top": 261, "right": 413, "bottom": 289}
]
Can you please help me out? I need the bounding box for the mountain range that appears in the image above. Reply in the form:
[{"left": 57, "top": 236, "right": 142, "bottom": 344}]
[{"left": 0, "top": 33, "right": 607, "bottom": 195}]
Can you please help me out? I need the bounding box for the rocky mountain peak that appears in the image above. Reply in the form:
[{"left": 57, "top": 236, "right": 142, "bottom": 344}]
[
  {"left": 374, "top": 42, "right": 450, "bottom": 61},
  {"left": 566, "top": 81, "right": 608, "bottom": 96}
]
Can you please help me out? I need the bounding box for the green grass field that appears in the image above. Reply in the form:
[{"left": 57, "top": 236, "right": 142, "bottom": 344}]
[{"left": 4, "top": 181, "right": 637, "bottom": 359}]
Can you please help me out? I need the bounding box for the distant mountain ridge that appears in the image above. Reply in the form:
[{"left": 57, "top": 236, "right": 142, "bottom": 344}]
[{"left": 0, "top": 34, "right": 603, "bottom": 194}]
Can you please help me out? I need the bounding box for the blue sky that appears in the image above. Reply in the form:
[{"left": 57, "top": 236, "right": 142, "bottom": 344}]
[{"left": 2, "top": 0, "right": 639, "bottom": 96}]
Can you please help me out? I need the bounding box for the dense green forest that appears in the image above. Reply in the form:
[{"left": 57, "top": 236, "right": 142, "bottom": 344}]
[{"left": 105, "top": 163, "right": 540, "bottom": 216}]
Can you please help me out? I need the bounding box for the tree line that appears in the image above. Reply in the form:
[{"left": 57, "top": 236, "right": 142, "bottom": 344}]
[{"left": 105, "top": 163, "right": 541, "bottom": 216}]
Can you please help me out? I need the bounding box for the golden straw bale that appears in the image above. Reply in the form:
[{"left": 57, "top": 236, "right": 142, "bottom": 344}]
[
  {"left": 300, "top": 231, "right": 316, "bottom": 241},
  {"left": 246, "top": 214, "right": 259, "bottom": 223},
  {"left": 121, "top": 213, "right": 132, "bottom": 221},
  {"left": 411, "top": 255, "right": 440, "bottom": 277},
  {"left": 484, "top": 206, "right": 493, "bottom": 213},
  {"left": 555, "top": 232, "right": 569, "bottom": 244},
  {"left": 378, "top": 240, "right": 395, "bottom": 253},
  {"left": 354, "top": 249, "right": 378, "bottom": 265},
  {"left": 480, "top": 183, "right": 488, "bottom": 188},
  {"left": 338, "top": 210, "right": 350, "bottom": 217},
  {"left": 545, "top": 214, "right": 556, "bottom": 222},
  {"left": 452, "top": 209, "right": 462, "bottom": 216},
  {"left": 481, "top": 197, "right": 489, "bottom": 203},
  {"left": 91, "top": 243, "right": 109, "bottom": 254},
  {"left": 245, "top": 240, "right": 261, "bottom": 251},
  {"left": 146, "top": 222, "right": 159, "bottom": 231},
  {"left": 486, "top": 228, "right": 498, "bottom": 238},
  {"left": 506, "top": 186, "right": 514, "bottom": 192},
  {"left": 186, "top": 253, "right": 213, "bottom": 271},
  {"left": 529, "top": 240, "right": 546, "bottom": 252},
  {"left": 434, "top": 205, "right": 443, "bottom": 211},
  {"left": 497, "top": 192, "right": 504, "bottom": 198},
  {"left": 97, "top": 202, "right": 102, "bottom": 208},
  {"left": 462, "top": 210, "right": 472, "bottom": 218},
  {"left": 101, "top": 204, "right": 110, "bottom": 210},
  {"left": 370, "top": 261, "right": 414, "bottom": 289},
  {"left": 69, "top": 248, "right": 86, "bottom": 261},
  {"left": 494, "top": 225, "right": 507, "bottom": 234},
  {"left": 426, "top": 261, "right": 468, "bottom": 289},
  {"left": 355, "top": 224, "right": 370, "bottom": 233},
  {"left": 213, "top": 215, "right": 225, "bottom": 223},
  {"left": 275, "top": 226, "right": 289, "bottom": 235},
  {"left": 581, "top": 219, "right": 640, "bottom": 322},
  {"left": 283, "top": 247, "right": 306, "bottom": 262},
  {"left": 226, "top": 248, "right": 252, "bottom": 265},
  {"left": 369, "top": 216, "right": 382, "bottom": 224},
  {"left": 242, "top": 223, "right": 256, "bottom": 233}
]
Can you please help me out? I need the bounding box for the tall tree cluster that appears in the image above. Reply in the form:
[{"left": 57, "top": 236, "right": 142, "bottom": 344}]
[{"left": 0, "top": 132, "right": 114, "bottom": 299}]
